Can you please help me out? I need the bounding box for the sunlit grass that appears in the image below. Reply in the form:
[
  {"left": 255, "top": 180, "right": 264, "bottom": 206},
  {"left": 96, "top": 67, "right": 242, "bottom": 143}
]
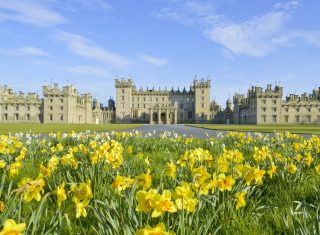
[
  {"left": 0, "top": 123, "right": 142, "bottom": 134},
  {"left": 190, "top": 124, "right": 320, "bottom": 135}
]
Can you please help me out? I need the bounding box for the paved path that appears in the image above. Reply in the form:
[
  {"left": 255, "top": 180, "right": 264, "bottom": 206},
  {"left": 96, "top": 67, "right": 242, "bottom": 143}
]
[{"left": 124, "top": 124, "right": 224, "bottom": 138}]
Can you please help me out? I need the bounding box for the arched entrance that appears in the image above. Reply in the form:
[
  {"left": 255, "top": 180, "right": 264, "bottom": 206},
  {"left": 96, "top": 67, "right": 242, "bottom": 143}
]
[
  {"left": 153, "top": 112, "right": 158, "bottom": 123},
  {"left": 160, "top": 112, "right": 166, "bottom": 124}
]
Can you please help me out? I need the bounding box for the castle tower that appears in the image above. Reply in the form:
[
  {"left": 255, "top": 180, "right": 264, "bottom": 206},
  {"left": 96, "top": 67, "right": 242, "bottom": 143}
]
[
  {"left": 193, "top": 78, "right": 211, "bottom": 123},
  {"left": 115, "top": 78, "right": 133, "bottom": 123}
]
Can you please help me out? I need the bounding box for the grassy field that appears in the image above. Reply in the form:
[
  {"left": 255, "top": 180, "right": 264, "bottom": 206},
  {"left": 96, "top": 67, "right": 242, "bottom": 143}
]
[
  {"left": 0, "top": 131, "right": 320, "bottom": 234},
  {"left": 190, "top": 124, "right": 320, "bottom": 135},
  {"left": 0, "top": 123, "right": 142, "bottom": 134}
]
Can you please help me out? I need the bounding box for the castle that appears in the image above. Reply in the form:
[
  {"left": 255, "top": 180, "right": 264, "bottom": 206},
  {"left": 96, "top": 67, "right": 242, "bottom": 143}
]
[{"left": 0, "top": 79, "right": 319, "bottom": 125}]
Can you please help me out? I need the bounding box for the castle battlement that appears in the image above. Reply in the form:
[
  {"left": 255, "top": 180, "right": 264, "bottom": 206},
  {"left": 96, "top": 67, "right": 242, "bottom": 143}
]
[{"left": 115, "top": 78, "right": 134, "bottom": 88}]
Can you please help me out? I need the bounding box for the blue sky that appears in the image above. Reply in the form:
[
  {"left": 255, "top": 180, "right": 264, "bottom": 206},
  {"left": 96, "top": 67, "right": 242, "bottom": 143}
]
[{"left": 0, "top": 0, "right": 319, "bottom": 107}]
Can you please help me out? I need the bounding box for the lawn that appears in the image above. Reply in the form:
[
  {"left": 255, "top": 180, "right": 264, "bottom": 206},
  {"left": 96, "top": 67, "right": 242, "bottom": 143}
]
[
  {"left": 0, "top": 131, "right": 320, "bottom": 234},
  {"left": 0, "top": 123, "right": 142, "bottom": 134},
  {"left": 190, "top": 124, "right": 320, "bottom": 135}
]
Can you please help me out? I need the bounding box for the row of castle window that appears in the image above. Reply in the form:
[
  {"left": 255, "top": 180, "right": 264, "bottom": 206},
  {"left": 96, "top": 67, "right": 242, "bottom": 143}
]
[
  {"left": 49, "top": 99, "right": 64, "bottom": 103},
  {"left": 48, "top": 106, "right": 64, "bottom": 111},
  {"left": 2, "top": 113, "right": 40, "bottom": 121},
  {"left": 3, "top": 106, "right": 40, "bottom": 111},
  {"left": 49, "top": 114, "right": 63, "bottom": 121},
  {"left": 261, "top": 115, "right": 320, "bottom": 123},
  {"left": 126, "top": 97, "right": 198, "bottom": 102}
]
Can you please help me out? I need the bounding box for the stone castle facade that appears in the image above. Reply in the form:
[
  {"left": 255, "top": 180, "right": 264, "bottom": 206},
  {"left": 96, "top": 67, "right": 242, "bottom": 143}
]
[
  {"left": 0, "top": 83, "right": 115, "bottom": 124},
  {"left": 0, "top": 80, "right": 319, "bottom": 125},
  {"left": 115, "top": 78, "right": 211, "bottom": 124},
  {"left": 232, "top": 84, "right": 320, "bottom": 124}
]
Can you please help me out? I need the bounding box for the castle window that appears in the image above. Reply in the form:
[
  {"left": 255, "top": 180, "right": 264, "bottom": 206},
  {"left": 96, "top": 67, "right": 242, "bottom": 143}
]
[
  {"left": 306, "top": 116, "right": 311, "bottom": 123},
  {"left": 59, "top": 115, "right": 63, "bottom": 121},
  {"left": 162, "top": 97, "right": 164, "bottom": 102},
  {"left": 262, "top": 107, "right": 266, "bottom": 112},
  {"left": 132, "top": 97, "right": 134, "bottom": 102},
  {"left": 133, "top": 110, "right": 138, "bottom": 119},
  {"left": 37, "top": 114, "right": 40, "bottom": 121},
  {"left": 60, "top": 99, "right": 64, "bottom": 103},
  {"left": 296, "top": 108, "right": 299, "bottom": 112},
  {"left": 4, "top": 106, "right": 7, "bottom": 111},
  {"left": 272, "top": 115, "right": 277, "bottom": 123},
  {"left": 180, "top": 104, "right": 183, "bottom": 109},
  {"left": 156, "top": 97, "right": 158, "bottom": 102},
  {"left": 142, "top": 113, "right": 146, "bottom": 119},
  {"left": 262, "top": 99, "right": 266, "bottom": 104},
  {"left": 49, "top": 106, "right": 53, "bottom": 111},
  {"left": 285, "top": 115, "right": 289, "bottom": 123},
  {"left": 272, "top": 107, "right": 277, "bottom": 112},
  {"left": 122, "top": 89, "right": 124, "bottom": 94},
  {"left": 201, "top": 90, "right": 204, "bottom": 94},
  {"left": 26, "top": 114, "right": 30, "bottom": 121},
  {"left": 180, "top": 113, "right": 183, "bottom": 119},
  {"left": 201, "top": 96, "right": 204, "bottom": 101},
  {"left": 261, "top": 115, "right": 266, "bottom": 123},
  {"left": 187, "top": 97, "right": 190, "bottom": 102},
  {"left": 60, "top": 106, "right": 63, "bottom": 111},
  {"left": 50, "top": 99, "right": 53, "bottom": 103},
  {"left": 143, "top": 104, "right": 146, "bottom": 108},
  {"left": 149, "top": 97, "right": 152, "bottom": 102},
  {"left": 307, "top": 107, "right": 311, "bottom": 112},
  {"left": 15, "top": 106, "right": 19, "bottom": 111},
  {"left": 50, "top": 114, "right": 53, "bottom": 121},
  {"left": 15, "top": 113, "right": 19, "bottom": 121},
  {"left": 201, "top": 103, "right": 204, "bottom": 108},
  {"left": 188, "top": 111, "right": 192, "bottom": 119},
  {"left": 273, "top": 100, "right": 277, "bottom": 104},
  {"left": 144, "top": 97, "right": 146, "bottom": 102},
  {"left": 295, "top": 116, "right": 300, "bottom": 123},
  {"left": 27, "top": 105, "right": 30, "bottom": 111},
  {"left": 201, "top": 113, "right": 204, "bottom": 119},
  {"left": 137, "top": 104, "right": 140, "bottom": 108},
  {"left": 285, "top": 108, "right": 289, "bottom": 112},
  {"left": 4, "top": 114, "right": 7, "bottom": 121},
  {"left": 122, "top": 96, "right": 124, "bottom": 101}
]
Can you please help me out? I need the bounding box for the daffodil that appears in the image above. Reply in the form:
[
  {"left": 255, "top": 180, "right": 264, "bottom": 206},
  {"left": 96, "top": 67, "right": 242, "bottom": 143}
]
[
  {"left": 75, "top": 199, "right": 90, "bottom": 218},
  {"left": 287, "top": 163, "right": 297, "bottom": 174},
  {"left": 136, "top": 189, "right": 161, "bottom": 212},
  {"left": 135, "top": 223, "right": 175, "bottom": 235},
  {"left": 152, "top": 190, "right": 177, "bottom": 217},
  {"left": 0, "top": 219, "right": 26, "bottom": 235},
  {"left": 173, "top": 182, "right": 198, "bottom": 212},
  {"left": 217, "top": 174, "right": 235, "bottom": 191},
  {"left": 235, "top": 191, "right": 247, "bottom": 209},
  {"left": 112, "top": 174, "right": 134, "bottom": 192},
  {"left": 71, "top": 181, "right": 93, "bottom": 202},
  {"left": 164, "top": 161, "right": 176, "bottom": 179},
  {"left": 18, "top": 177, "right": 45, "bottom": 202},
  {"left": 136, "top": 170, "right": 152, "bottom": 190},
  {"left": 55, "top": 182, "right": 67, "bottom": 208}
]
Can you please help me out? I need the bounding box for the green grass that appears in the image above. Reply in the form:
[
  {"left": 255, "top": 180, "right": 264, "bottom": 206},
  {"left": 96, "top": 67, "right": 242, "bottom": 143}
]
[
  {"left": 0, "top": 123, "right": 142, "bottom": 134},
  {"left": 189, "top": 124, "right": 320, "bottom": 135}
]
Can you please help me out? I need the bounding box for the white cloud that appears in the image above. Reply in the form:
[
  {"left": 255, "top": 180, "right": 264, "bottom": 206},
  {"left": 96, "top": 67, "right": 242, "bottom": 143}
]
[
  {"left": 0, "top": 0, "right": 66, "bottom": 26},
  {"left": 66, "top": 66, "right": 110, "bottom": 77},
  {"left": 140, "top": 54, "right": 168, "bottom": 66},
  {"left": 160, "top": 0, "right": 319, "bottom": 57},
  {"left": 54, "top": 30, "right": 131, "bottom": 68},
  {"left": 19, "top": 46, "right": 49, "bottom": 57},
  {"left": 0, "top": 46, "right": 49, "bottom": 57}
]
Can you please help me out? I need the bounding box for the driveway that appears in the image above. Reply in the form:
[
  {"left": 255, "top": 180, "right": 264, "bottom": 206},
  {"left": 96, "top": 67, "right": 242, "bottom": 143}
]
[{"left": 123, "top": 124, "right": 224, "bottom": 138}]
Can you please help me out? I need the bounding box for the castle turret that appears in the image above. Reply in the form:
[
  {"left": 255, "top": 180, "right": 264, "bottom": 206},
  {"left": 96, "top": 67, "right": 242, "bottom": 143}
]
[
  {"left": 193, "top": 78, "right": 211, "bottom": 123},
  {"left": 115, "top": 78, "right": 133, "bottom": 123}
]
